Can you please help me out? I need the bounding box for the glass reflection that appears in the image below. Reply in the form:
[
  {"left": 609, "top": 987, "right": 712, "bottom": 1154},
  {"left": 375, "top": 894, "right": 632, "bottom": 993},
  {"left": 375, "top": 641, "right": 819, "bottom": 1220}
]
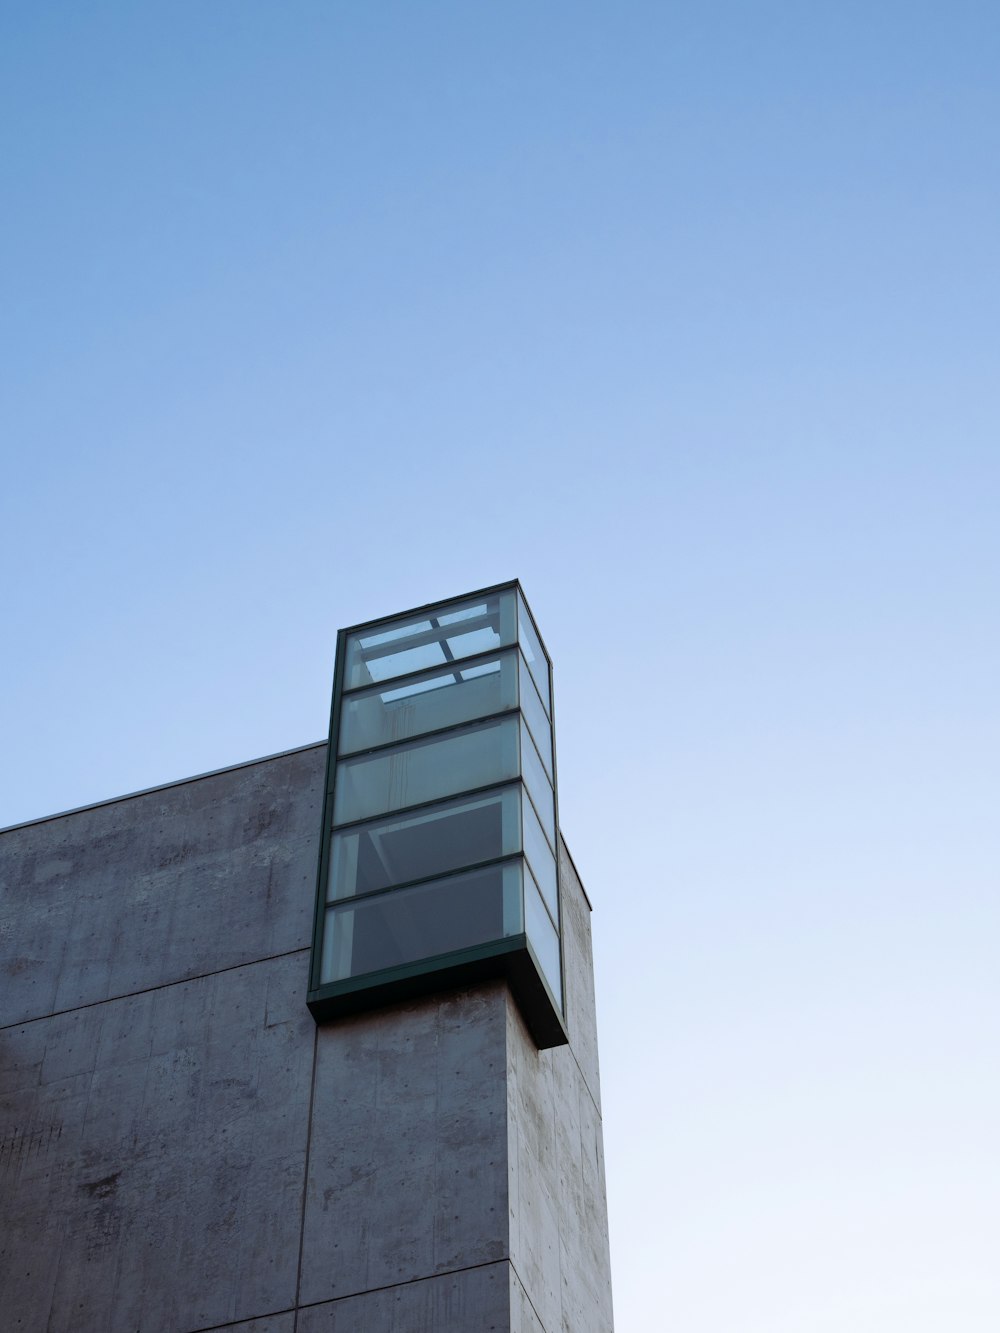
[
  {"left": 333, "top": 716, "right": 521, "bottom": 826},
  {"left": 321, "top": 862, "right": 523, "bottom": 983},
  {"left": 517, "top": 593, "right": 550, "bottom": 714},
  {"left": 328, "top": 787, "right": 521, "bottom": 901},
  {"left": 519, "top": 718, "right": 555, "bottom": 849},
  {"left": 517, "top": 653, "right": 552, "bottom": 778},
  {"left": 521, "top": 789, "right": 557, "bottom": 921},
  {"left": 344, "top": 588, "right": 517, "bottom": 690},
  {"left": 339, "top": 652, "right": 517, "bottom": 756},
  {"left": 524, "top": 864, "right": 562, "bottom": 1008}
]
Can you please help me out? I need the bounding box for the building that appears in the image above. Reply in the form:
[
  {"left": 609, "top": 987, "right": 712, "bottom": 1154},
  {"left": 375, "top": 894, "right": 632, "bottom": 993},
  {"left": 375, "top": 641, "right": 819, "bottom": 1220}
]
[{"left": 0, "top": 582, "right": 614, "bottom": 1332}]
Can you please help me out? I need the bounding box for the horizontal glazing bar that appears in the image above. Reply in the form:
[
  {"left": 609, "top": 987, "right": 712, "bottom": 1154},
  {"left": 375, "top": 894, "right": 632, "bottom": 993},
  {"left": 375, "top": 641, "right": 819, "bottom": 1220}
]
[
  {"left": 516, "top": 592, "right": 551, "bottom": 716},
  {"left": 339, "top": 650, "right": 519, "bottom": 756},
  {"left": 329, "top": 777, "right": 526, "bottom": 834},
  {"left": 524, "top": 862, "right": 562, "bottom": 1011},
  {"left": 521, "top": 787, "right": 558, "bottom": 924},
  {"left": 341, "top": 581, "right": 519, "bottom": 639},
  {"left": 320, "top": 860, "right": 525, "bottom": 985},
  {"left": 333, "top": 708, "right": 518, "bottom": 770},
  {"left": 340, "top": 642, "right": 517, "bottom": 698},
  {"left": 333, "top": 714, "right": 520, "bottom": 827},
  {"left": 328, "top": 851, "right": 525, "bottom": 911},
  {"left": 517, "top": 651, "right": 552, "bottom": 779},
  {"left": 328, "top": 787, "right": 522, "bottom": 903},
  {"left": 344, "top": 588, "right": 517, "bottom": 690},
  {"left": 519, "top": 717, "right": 555, "bottom": 850}
]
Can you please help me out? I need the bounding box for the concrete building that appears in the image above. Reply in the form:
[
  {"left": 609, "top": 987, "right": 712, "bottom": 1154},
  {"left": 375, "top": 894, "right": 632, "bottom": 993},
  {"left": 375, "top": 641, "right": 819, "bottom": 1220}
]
[{"left": 0, "top": 583, "right": 614, "bottom": 1332}]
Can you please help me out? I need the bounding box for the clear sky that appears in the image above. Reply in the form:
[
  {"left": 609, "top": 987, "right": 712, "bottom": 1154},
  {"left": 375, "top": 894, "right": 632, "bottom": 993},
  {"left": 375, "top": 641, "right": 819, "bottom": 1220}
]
[{"left": 2, "top": 4, "right": 998, "bottom": 1329}]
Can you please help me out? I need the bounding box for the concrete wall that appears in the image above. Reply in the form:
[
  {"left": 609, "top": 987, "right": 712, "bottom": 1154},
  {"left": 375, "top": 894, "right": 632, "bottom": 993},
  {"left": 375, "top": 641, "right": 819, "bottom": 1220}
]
[
  {"left": 0, "top": 744, "right": 613, "bottom": 1332},
  {"left": 507, "top": 845, "right": 614, "bottom": 1333}
]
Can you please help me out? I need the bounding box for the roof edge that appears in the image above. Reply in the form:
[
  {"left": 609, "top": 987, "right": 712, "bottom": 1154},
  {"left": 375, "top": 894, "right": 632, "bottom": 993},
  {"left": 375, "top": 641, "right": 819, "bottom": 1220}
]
[{"left": 0, "top": 740, "right": 328, "bottom": 837}]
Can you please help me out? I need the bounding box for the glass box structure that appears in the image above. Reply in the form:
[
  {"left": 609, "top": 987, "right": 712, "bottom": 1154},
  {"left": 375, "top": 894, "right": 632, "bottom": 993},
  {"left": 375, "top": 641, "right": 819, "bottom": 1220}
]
[{"left": 308, "top": 581, "right": 567, "bottom": 1048}]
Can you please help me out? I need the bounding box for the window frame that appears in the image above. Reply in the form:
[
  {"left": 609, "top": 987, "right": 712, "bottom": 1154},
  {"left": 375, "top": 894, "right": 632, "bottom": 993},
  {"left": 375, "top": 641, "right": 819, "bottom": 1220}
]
[{"left": 308, "top": 579, "right": 567, "bottom": 1049}]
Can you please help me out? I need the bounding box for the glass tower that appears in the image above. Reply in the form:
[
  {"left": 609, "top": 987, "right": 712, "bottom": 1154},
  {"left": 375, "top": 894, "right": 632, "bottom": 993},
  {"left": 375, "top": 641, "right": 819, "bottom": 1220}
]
[{"left": 307, "top": 581, "right": 566, "bottom": 1048}]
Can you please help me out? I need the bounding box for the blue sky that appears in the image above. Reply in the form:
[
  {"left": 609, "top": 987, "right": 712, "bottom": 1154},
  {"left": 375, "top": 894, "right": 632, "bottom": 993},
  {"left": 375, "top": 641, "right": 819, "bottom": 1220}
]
[{"left": 2, "top": 4, "right": 998, "bottom": 1328}]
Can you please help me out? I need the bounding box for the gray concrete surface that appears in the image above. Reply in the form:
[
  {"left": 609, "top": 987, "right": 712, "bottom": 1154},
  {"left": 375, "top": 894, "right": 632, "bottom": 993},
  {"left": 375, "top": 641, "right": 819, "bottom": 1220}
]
[
  {"left": 0, "top": 744, "right": 323, "bottom": 1028},
  {"left": 300, "top": 983, "right": 510, "bottom": 1308},
  {"left": 0, "top": 951, "right": 315, "bottom": 1331},
  {"left": 297, "top": 1264, "right": 512, "bottom": 1332},
  {"left": 1, "top": 743, "right": 613, "bottom": 1332},
  {"left": 194, "top": 1314, "right": 296, "bottom": 1333},
  {"left": 506, "top": 848, "right": 614, "bottom": 1333}
]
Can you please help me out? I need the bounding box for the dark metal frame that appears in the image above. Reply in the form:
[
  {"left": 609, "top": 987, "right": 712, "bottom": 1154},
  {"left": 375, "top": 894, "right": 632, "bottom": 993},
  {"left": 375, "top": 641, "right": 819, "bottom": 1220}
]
[{"left": 307, "top": 579, "right": 567, "bottom": 1049}]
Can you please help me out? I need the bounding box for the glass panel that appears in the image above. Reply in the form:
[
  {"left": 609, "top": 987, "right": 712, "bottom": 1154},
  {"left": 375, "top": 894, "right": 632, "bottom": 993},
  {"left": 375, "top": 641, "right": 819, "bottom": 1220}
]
[
  {"left": 339, "top": 651, "right": 518, "bottom": 756},
  {"left": 517, "top": 593, "right": 550, "bottom": 715},
  {"left": 524, "top": 863, "right": 562, "bottom": 1008},
  {"left": 502, "top": 860, "right": 523, "bottom": 939},
  {"left": 328, "top": 787, "right": 521, "bottom": 901},
  {"left": 521, "top": 788, "right": 557, "bottom": 922},
  {"left": 517, "top": 652, "right": 552, "bottom": 779},
  {"left": 519, "top": 718, "right": 555, "bottom": 849},
  {"left": 320, "top": 863, "right": 521, "bottom": 984},
  {"left": 333, "top": 715, "right": 520, "bottom": 826},
  {"left": 344, "top": 588, "right": 517, "bottom": 690}
]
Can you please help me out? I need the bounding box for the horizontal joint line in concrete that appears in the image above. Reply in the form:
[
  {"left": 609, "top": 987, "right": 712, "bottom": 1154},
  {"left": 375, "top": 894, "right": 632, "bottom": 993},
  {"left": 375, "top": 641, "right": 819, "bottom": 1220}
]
[
  {"left": 509, "top": 1252, "right": 551, "bottom": 1333},
  {"left": 293, "top": 1256, "right": 513, "bottom": 1312},
  {"left": 570, "top": 1039, "right": 603, "bottom": 1121},
  {"left": 180, "top": 1258, "right": 516, "bottom": 1333},
  {"left": 0, "top": 946, "right": 312, "bottom": 1033},
  {"left": 184, "top": 1308, "right": 296, "bottom": 1333}
]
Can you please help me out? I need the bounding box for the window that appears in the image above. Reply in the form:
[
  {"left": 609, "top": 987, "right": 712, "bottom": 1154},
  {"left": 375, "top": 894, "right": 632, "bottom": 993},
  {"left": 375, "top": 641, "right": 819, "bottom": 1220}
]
[
  {"left": 309, "top": 581, "right": 566, "bottom": 1049},
  {"left": 328, "top": 788, "right": 521, "bottom": 901}
]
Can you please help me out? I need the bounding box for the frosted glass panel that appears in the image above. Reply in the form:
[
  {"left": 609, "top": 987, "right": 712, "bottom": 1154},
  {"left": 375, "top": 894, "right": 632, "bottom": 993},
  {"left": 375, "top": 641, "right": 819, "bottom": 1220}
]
[
  {"left": 334, "top": 716, "right": 520, "bottom": 826},
  {"left": 525, "top": 865, "right": 562, "bottom": 1007},
  {"left": 518, "top": 652, "right": 552, "bottom": 778},
  {"left": 520, "top": 718, "right": 555, "bottom": 849},
  {"left": 339, "top": 652, "right": 517, "bottom": 755},
  {"left": 517, "top": 593, "right": 550, "bottom": 714}
]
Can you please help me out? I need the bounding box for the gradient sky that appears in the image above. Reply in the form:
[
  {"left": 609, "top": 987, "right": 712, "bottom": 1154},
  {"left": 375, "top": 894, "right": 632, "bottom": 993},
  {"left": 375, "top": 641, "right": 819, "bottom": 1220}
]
[{"left": 2, "top": 4, "right": 998, "bottom": 1329}]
